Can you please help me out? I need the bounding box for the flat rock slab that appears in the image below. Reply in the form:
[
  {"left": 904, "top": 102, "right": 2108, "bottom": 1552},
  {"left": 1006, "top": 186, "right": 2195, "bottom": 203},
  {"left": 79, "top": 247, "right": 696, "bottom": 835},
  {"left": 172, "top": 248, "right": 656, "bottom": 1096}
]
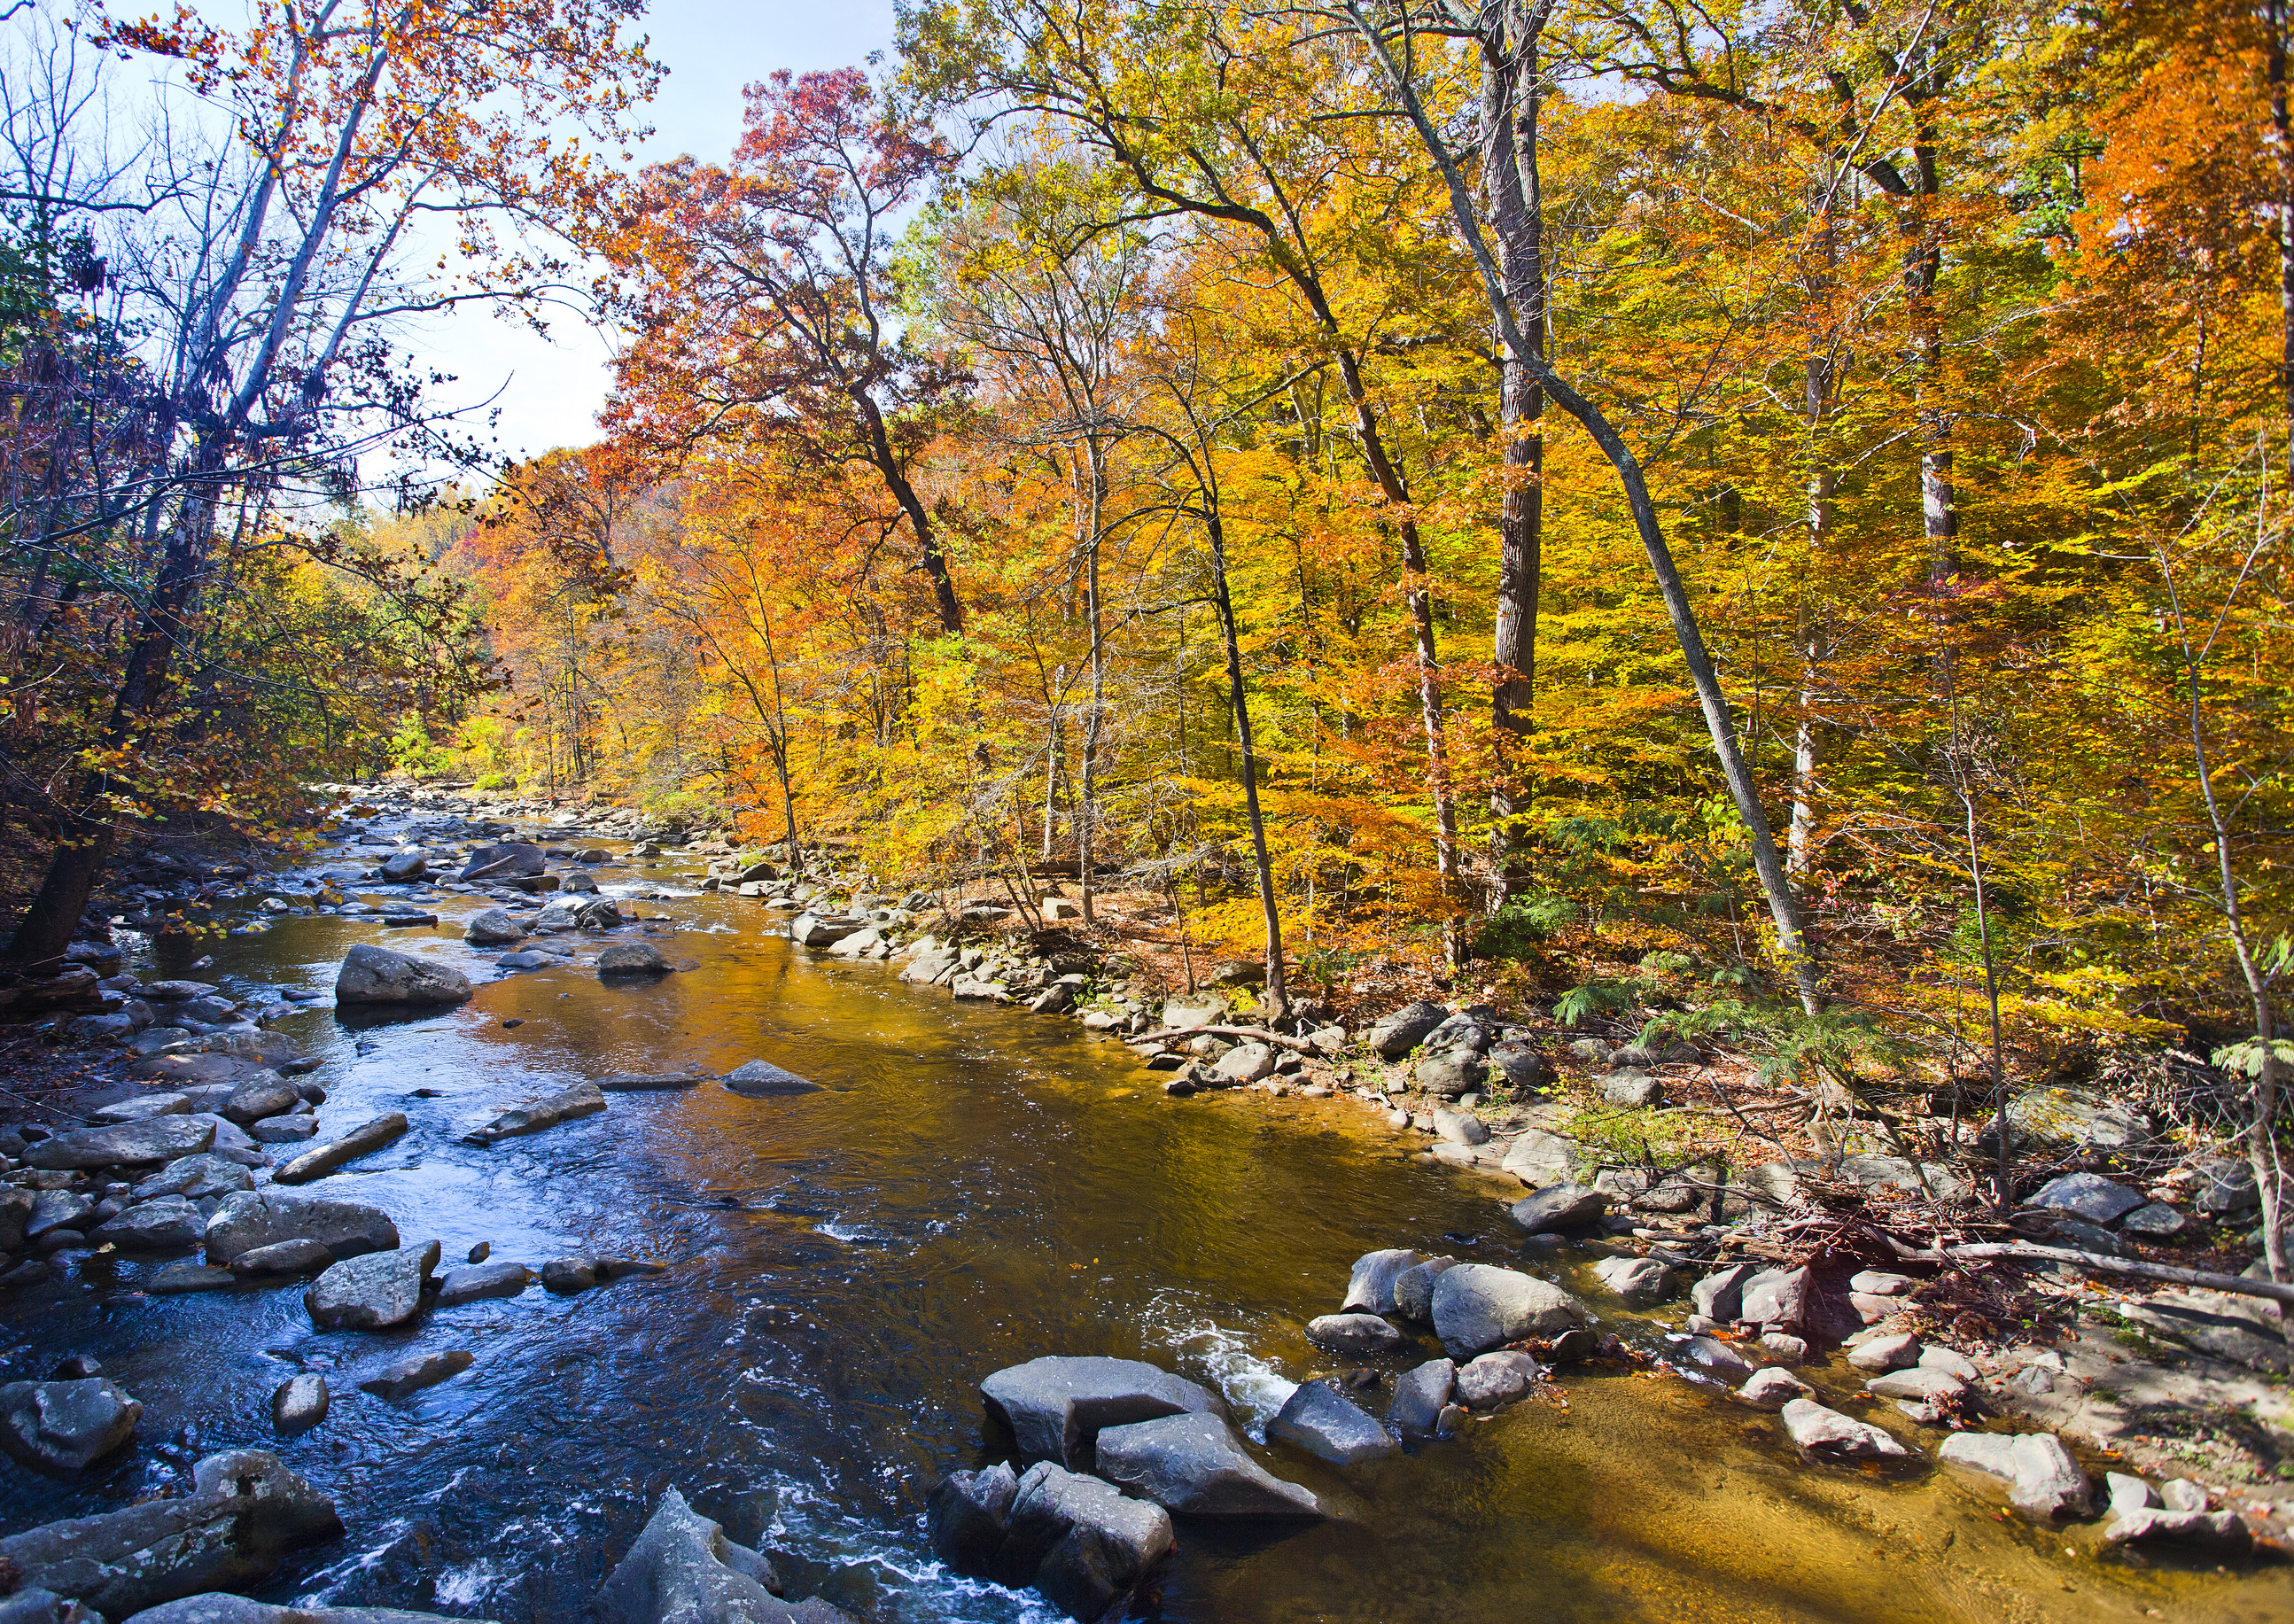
[
  {"left": 723, "top": 1061, "right": 822, "bottom": 1098},
  {"left": 229, "top": 1239, "right": 334, "bottom": 1278},
  {"left": 1268, "top": 1379, "right": 1396, "bottom": 1465},
  {"left": 205, "top": 1193, "right": 398, "bottom": 1267},
  {"left": 149, "top": 1263, "right": 237, "bottom": 1294},
  {"left": 1093, "top": 1411, "right": 1322, "bottom": 1519},
  {"left": 2026, "top": 1171, "right": 2145, "bottom": 1225},
  {"left": 598, "top": 1072, "right": 706, "bottom": 1092},
  {"left": 27, "top": 1117, "right": 214, "bottom": 1171},
  {"left": 1431, "top": 1264, "right": 1590, "bottom": 1356},
  {"left": 358, "top": 1350, "right": 472, "bottom": 1401},
  {"left": 274, "top": 1115, "right": 408, "bottom": 1185},
  {"left": 463, "top": 1083, "right": 606, "bottom": 1146},
  {"left": 982, "top": 1356, "right": 1229, "bottom": 1470},
  {"left": 0, "top": 1379, "right": 141, "bottom": 1471},
  {"left": 90, "top": 1094, "right": 191, "bottom": 1124},
  {"left": 0, "top": 1449, "right": 340, "bottom": 1620},
  {"left": 306, "top": 1240, "right": 439, "bottom": 1332}
]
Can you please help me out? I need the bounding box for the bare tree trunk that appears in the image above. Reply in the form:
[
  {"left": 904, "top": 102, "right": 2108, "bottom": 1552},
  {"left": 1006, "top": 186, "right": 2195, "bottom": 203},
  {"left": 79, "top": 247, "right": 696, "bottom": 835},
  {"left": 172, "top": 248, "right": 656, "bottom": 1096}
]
[
  {"left": 1789, "top": 330, "right": 1837, "bottom": 880},
  {"left": 1080, "top": 435, "right": 1108, "bottom": 925},
  {"left": 1483, "top": 0, "right": 1551, "bottom": 909},
  {"left": 1207, "top": 509, "right": 1287, "bottom": 1021},
  {"left": 2275, "top": 0, "right": 2294, "bottom": 483}
]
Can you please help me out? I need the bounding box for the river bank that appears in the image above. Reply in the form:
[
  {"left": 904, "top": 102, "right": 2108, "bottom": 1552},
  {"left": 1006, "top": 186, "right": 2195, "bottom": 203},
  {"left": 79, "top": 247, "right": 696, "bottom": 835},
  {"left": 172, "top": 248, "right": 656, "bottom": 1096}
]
[{"left": 0, "top": 785, "right": 2285, "bottom": 1622}]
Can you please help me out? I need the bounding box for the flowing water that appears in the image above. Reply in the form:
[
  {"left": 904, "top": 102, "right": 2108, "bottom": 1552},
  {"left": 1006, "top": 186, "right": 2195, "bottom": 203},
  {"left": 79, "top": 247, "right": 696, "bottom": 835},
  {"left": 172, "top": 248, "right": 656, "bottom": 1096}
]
[{"left": 2, "top": 831, "right": 2289, "bottom": 1624}]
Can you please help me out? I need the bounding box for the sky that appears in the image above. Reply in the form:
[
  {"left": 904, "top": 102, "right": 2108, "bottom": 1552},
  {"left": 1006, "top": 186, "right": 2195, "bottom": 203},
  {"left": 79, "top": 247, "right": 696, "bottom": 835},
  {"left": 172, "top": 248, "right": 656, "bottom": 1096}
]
[{"left": 404, "top": 0, "right": 898, "bottom": 466}]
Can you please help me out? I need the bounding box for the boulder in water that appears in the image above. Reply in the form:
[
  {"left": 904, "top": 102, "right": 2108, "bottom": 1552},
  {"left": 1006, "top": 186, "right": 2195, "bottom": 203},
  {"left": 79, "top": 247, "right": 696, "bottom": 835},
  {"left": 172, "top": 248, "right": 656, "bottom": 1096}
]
[
  {"left": 595, "top": 1487, "right": 813, "bottom": 1624},
  {"left": 1430, "top": 1264, "right": 1590, "bottom": 1356},
  {"left": 304, "top": 1240, "right": 439, "bottom": 1331},
  {"left": 995, "top": 1461, "right": 1175, "bottom": 1624},
  {"left": 463, "top": 907, "right": 525, "bottom": 946},
  {"left": 1341, "top": 1247, "right": 1420, "bottom": 1315},
  {"left": 723, "top": 1061, "right": 821, "bottom": 1098},
  {"left": 0, "top": 1449, "right": 340, "bottom": 1619},
  {"left": 462, "top": 1082, "right": 606, "bottom": 1146},
  {"left": 1267, "top": 1380, "right": 1396, "bottom": 1465},
  {"left": 1093, "top": 1411, "right": 1323, "bottom": 1519},
  {"left": 0, "top": 1378, "right": 141, "bottom": 1472},
  {"left": 273, "top": 1113, "right": 408, "bottom": 1185},
  {"left": 980, "top": 1355, "right": 1229, "bottom": 1470},
  {"left": 457, "top": 842, "right": 546, "bottom": 882},
  {"left": 596, "top": 943, "right": 670, "bottom": 976},
  {"left": 204, "top": 1192, "right": 397, "bottom": 1266},
  {"left": 269, "top": 1375, "right": 329, "bottom": 1436},
  {"left": 332, "top": 944, "right": 470, "bottom": 1006}
]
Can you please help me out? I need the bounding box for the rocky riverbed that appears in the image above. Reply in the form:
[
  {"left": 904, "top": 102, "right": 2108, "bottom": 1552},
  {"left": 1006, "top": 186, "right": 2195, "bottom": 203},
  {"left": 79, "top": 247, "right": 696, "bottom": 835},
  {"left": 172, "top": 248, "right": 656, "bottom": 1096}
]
[{"left": 0, "top": 786, "right": 2286, "bottom": 1622}]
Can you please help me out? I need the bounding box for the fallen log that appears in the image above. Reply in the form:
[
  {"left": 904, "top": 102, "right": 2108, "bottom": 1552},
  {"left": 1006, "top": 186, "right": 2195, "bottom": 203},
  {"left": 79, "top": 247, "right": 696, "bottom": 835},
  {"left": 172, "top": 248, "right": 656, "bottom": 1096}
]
[
  {"left": 1128, "top": 1023, "right": 1326, "bottom": 1056},
  {"left": 1909, "top": 1239, "right": 2294, "bottom": 1308}
]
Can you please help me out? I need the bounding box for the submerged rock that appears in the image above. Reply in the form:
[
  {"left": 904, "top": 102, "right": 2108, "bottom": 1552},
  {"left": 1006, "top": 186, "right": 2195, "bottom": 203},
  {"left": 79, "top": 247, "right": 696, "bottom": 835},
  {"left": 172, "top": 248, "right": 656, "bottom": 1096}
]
[
  {"left": 463, "top": 1082, "right": 606, "bottom": 1146},
  {"left": 1093, "top": 1411, "right": 1323, "bottom": 1519},
  {"left": 0, "top": 1450, "right": 340, "bottom": 1619},
  {"left": 357, "top": 1350, "right": 472, "bottom": 1401},
  {"left": 436, "top": 1261, "right": 533, "bottom": 1306},
  {"left": 981, "top": 1356, "right": 1229, "bottom": 1471},
  {"left": 0, "top": 1378, "right": 141, "bottom": 1472}
]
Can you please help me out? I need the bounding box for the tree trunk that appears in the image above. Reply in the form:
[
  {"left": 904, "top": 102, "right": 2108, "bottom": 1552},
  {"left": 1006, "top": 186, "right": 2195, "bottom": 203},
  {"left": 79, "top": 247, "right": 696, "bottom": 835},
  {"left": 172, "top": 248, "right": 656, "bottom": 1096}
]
[
  {"left": 1207, "top": 509, "right": 1287, "bottom": 1021},
  {"left": 1483, "top": 0, "right": 1550, "bottom": 910},
  {"left": 2275, "top": 0, "right": 2294, "bottom": 482},
  {"left": 1789, "top": 334, "right": 1837, "bottom": 881},
  {"left": 1080, "top": 434, "right": 1108, "bottom": 925},
  {"left": 854, "top": 385, "right": 964, "bottom": 633}
]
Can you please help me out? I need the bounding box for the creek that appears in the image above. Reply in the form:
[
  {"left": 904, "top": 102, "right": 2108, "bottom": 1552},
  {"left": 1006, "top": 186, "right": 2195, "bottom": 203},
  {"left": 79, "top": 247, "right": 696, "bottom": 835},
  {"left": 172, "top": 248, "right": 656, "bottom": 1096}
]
[{"left": 2, "top": 827, "right": 2286, "bottom": 1624}]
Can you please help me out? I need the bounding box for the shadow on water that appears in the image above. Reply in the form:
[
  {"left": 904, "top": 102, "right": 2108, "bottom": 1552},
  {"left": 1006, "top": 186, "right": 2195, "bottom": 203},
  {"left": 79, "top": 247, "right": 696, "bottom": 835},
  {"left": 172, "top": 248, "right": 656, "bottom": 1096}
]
[{"left": 0, "top": 859, "right": 2287, "bottom": 1623}]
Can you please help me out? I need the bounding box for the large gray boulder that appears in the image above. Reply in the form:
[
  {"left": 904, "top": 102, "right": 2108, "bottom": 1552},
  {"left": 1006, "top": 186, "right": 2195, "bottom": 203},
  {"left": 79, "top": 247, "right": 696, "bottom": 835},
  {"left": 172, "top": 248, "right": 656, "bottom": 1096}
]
[
  {"left": 27, "top": 1116, "right": 214, "bottom": 1170},
  {"left": 1365, "top": 1001, "right": 1447, "bottom": 1060},
  {"left": 1093, "top": 1411, "right": 1323, "bottom": 1519},
  {"left": 1500, "top": 1128, "right": 1593, "bottom": 1188},
  {"left": 981, "top": 1356, "right": 1229, "bottom": 1470},
  {"left": 1390, "top": 1255, "right": 1458, "bottom": 1322},
  {"left": 132, "top": 1154, "right": 252, "bottom": 1204},
  {"left": 1454, "top": 1350, "right": 1542, "bottom": 1410},
  {"left": 789, "top": 913, "right": 864, "bottom": 948},
  {"left": 462, "top": 1082, "right": 606, "bottom": 1146},
  {"left": 332, "top": 945, "right": 471, "bottom": 1006},
  {"left": 1508, "top": 1184, "right": 1606, "bottom": 1235},
  {"left": 1691, "top": 1263, "right": 1757, "bottom": 1323},
  {"left": 457, "top": 842, "right": 546, "bottom": 882},
  {"left": 0, "top": 1379, "right": 140, "bottom": 1471},
  {"left": 1592, "top": 1255, "right": 1676, "bottom": 1307},
  {"left": 1430, "top": 1264, "right": 1591, "bottom": 1356},
  {"left": 1267, "top": 1380, "right": 1396, "bottom": 1466},
  {"left": 596, "top": 1487, "right": 800, "bottom": 1624},
  {"left": 463, "top": 907, "right": 526, "bottom": 946},
  {"left": 1340, "top": 1247, "right": 1420, "bottom": 1315},
  {"left": 204, "top": 1192, "right": 397, "bottom": 1267},
  {"left": 1388, "top": 1358, "right": 1456, "bottom": 1432},
  {"left": 1738, "top": 1267, "right": 1810, "bottom": 1331},
  {"left": 89, "top": 1197, "right": 206, "bottom": 1252},
  {"left": 597, "top": 943, "right": 670, "bottom": 976},
  {"left": 997, "top": 1461, "right": 1175, "bottom": 1624},
  {"left": 304, "top": 1240, "right": 439, "bottom": 1331},
  {"left": 927, "top": 1463, "right": 1020, "bottom": 1574},
  {"left": 0, "top": 1450, "right": 339, "bottom": 1619},
  {"left": 220, "top": 1075, "right": 298, "bottom": 1128},
  {"left": 2026, "top": 1172, "right": 2144, "bottom": 1225},
  {"left": 435, "top": 1261, "right": 533, "bottom": 1306}
]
